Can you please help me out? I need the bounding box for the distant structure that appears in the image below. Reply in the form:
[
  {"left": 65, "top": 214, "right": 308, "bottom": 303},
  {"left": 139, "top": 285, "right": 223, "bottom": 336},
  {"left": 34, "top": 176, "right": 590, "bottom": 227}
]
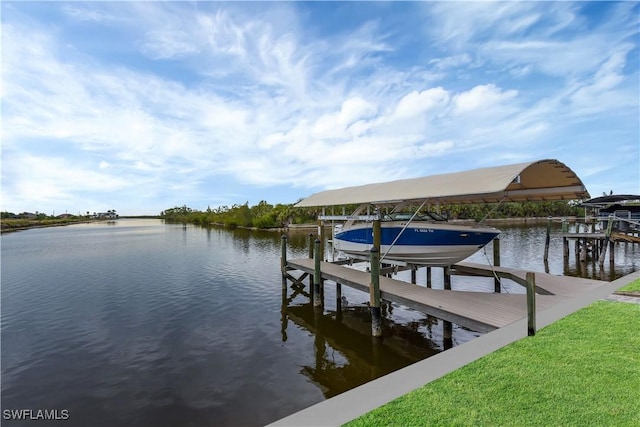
[
  {"left": 93, "top": 210, "right": 118, "bottom": 219},
  {"left": 582, "top": 194, "right": 640, "bottom": 233}
]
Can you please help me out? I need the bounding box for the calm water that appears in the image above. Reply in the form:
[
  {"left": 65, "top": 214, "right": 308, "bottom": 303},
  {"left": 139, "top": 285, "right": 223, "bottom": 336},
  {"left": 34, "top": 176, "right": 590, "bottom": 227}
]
[{"left": 1, "top": 219, "right": 637, "bottom": 426}]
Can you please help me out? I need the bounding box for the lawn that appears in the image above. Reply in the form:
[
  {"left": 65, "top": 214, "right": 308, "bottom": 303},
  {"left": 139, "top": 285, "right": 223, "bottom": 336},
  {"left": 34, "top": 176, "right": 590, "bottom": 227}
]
[
  {"left": 345, "top": 300, "right": 640, "bottom": 426},
  {"left": 616, "top": 278, "right": 640, "bottom": 292}
]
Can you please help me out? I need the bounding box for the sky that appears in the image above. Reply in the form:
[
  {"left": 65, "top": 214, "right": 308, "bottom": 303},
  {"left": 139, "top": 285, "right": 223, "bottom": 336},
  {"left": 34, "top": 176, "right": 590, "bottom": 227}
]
[{"left": 1, "top": 1, "right": 639, "bottom": 216}]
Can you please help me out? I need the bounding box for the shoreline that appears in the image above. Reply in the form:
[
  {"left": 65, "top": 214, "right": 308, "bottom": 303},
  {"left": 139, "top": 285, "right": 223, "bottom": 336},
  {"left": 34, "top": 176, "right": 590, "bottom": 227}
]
[
  {"left": 1, "top": 219, "right": 97, "bottom": 234},
  {"left": 2, "top": 215, "right": 588, "bottom": 235}
]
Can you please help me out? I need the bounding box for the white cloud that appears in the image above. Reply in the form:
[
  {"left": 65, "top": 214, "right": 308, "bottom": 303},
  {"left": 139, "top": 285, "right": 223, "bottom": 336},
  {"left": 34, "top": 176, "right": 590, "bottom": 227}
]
[
  {"left": 340, "top": 97, "right": 377, "bottom": 124},
  {"left": 2, "top": 155, "right": 130, "bottom": 210},
  {"left": 429, "top": 54, "right": 472, "bottom": 70},
  {"left": 197, "top": 10, "right": 247, "bottom": 56},
  {"left": 62, "top": 5, "right": 120, "bottom": 23},
  {"left": 139, "top": 29, "right": 200, "bottom": 59},
  {"left": 453, "top": 84, "right": 518, "bottom": 115},
  {"left": 394, "top": 87, "right": 450, "bottom": 119}
]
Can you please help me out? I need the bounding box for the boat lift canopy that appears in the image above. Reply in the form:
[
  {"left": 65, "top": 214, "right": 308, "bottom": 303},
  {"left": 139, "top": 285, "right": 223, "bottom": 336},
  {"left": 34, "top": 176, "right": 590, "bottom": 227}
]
[{"left": 295, "top": 159, "right": 589, "bottom": 208}]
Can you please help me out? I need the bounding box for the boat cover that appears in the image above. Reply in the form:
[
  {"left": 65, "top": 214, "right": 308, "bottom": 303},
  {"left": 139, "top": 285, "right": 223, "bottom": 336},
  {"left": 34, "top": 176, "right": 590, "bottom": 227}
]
[{"left": 295, "top": 159, "right": 589, "bottom": 207}]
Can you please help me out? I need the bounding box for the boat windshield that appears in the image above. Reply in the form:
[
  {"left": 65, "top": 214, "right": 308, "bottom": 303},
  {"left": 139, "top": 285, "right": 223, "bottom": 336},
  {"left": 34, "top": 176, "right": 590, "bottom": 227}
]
[
  {"left": 423, "top": 212, "right": 448, "bottom": 221},
  {"left": 384, "top": 212, "right": 447, "bottom": 222}
]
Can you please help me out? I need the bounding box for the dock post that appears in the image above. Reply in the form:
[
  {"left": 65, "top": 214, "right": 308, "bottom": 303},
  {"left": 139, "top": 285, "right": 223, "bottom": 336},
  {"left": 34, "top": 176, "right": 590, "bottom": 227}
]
[
  {"left": 411, "top": 266, "right": 417, "bottom": 284},
  {"left": 599, "top": 215, "right": 614, "bottom": 268},
  {"left": 308, "top": 233, "right": 315, "bottom": 288},
  {"left": 562, "top": 219, "right": 569, "bottom": 259},
  {"left": 609, "top": 240, "right": 615, "bottom": 264},
  {"left": 369, "top": 247, "right": 382, "bottom": 337},
  {"left": 444, "top": 266, "right": 451, "bottom": 290},
  {"left": 526, "top": 272, "right": 536, "bottom": 336},
  {"left": 493, "top": 236, "right": 501, "bottom": 293},
  {"left": 543, "top": 217, "right": 551, "bottom": 261},
  {"left": 313, "top": 239, "right": 322, "bottom": 307},
  {"left": 308, "top": 233, "right": 314, "bottom": 259},
  {"left": 426, "top": 267, "right": 432, "bottom": 288},
  {"left": 443, "top": 321, "right": 453, "bottom": 350},
  {"left": 281, "top": 235, "right": 287, "bottom": 288},
  {"left": 318, "top": 221, "right": 326, "bottom": 261},
  {"left": 373, "top": 215, "right": 381, "bottom": 252}
]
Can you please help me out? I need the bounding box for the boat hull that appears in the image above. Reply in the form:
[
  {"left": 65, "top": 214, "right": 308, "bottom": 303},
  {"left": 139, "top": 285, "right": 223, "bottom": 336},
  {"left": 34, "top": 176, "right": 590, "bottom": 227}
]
[{"left": 334, "top": 222, "right": 500, "bottom": 266}]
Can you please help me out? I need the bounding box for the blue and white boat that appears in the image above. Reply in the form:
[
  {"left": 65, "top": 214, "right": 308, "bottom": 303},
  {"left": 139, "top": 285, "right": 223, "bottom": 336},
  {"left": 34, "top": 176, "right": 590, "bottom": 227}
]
[{"left": 333, "top": 213, "right": 500, "bottom": 266}]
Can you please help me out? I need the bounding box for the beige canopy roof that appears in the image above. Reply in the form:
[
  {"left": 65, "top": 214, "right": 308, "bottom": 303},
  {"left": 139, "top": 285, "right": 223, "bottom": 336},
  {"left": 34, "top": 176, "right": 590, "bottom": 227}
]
[{"left": 295, "top": 159, "right": 590, "bottom": 207}]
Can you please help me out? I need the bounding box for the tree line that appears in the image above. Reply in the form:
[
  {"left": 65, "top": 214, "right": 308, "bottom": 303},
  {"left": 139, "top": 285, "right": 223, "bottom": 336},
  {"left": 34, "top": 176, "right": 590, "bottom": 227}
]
[
  {"left": 160, "top": 202, "right": 319, "bottom": 228},
  {"left": 160, "top": 200, "right": 584, "bottom": 229}
]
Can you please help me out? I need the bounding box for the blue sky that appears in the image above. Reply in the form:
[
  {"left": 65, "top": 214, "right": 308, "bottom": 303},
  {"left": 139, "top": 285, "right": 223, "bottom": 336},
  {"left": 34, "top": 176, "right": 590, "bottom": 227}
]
[{"left": 2, "top": 1, "right": 639, "bottom": 216}]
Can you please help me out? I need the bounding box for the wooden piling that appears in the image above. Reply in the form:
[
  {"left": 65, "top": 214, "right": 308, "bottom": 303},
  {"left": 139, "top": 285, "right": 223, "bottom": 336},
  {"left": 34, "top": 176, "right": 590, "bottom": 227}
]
[
  {"left": 411, "top": 266, "right": 417, "bottom": 284},
  {"left": 373, "top": 218, "right": 381, "bottom": 252},
  {"left": 543, "top": 218, "right": 551, "bottom": 261},
  {"left": 281, "top": 235, "right": 287, "bottom": 272},
  {"left": 493, "top": 236, "right": 501, "bottom": 293},
  {"left": 561, "top": 219, "right": 569, "bottom": 260},
  {"left": 318, "top": 221, "right": 326, "bottom": 262},
  {"left": 526, "top": 272, "right": 536, "bottom": 336},
  {"left": 426, "top": 267, "right": 432, "bottom": 288},
  {"left": 308, "top": 233, "right": 315, "bottom": 287},
  {"left": 369, "top": 247, "right": 382, "bottom": 337},
  {"left": 609, "top": 240, "right": 615, "bottom": 264},
  {"left": 308, "top": 233, "right": 314, "bottom": 259},
  {"left": 599, "top": 215, "right": 614, "bottom": 268},
  {"left": 313, "top": 239, "right": 322, "bottom": 307},
  {"left": 443, "top": 321, "right": 453, "bottom": 350},
  {"left": 444, "top": 266, "right": 451, "bottom": 290}
]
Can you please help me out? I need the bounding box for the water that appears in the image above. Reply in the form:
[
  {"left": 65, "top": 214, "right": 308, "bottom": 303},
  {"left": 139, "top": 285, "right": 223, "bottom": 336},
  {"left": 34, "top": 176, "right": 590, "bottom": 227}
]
[{"left": 1, "top": 219, "right": 637, "bottom": 426}]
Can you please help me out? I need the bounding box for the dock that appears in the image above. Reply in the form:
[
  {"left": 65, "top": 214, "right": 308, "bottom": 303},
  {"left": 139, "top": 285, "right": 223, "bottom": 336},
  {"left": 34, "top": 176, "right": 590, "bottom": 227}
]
[
  {"left": 452, "top": 262, "right": 602, "bottom": 297},
  {"left": 283, "top": 159, "right": 610, "bottom": 337},
  {"left": 558, "top": 229, "right": 640, "bottom": 265},
  {"left": 285, "top": 258, "right": 602, "bottom": 333}
]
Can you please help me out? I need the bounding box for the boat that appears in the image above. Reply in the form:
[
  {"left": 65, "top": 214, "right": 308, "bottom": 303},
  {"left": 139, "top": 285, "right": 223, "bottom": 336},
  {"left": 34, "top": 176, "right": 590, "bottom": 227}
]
[{"left": 333, "top": 212, "right": 500, "bottom": 266}]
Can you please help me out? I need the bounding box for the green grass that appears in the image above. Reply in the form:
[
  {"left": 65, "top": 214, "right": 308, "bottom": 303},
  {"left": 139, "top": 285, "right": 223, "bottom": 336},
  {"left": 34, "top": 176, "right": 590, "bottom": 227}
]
[
  {"left": 345, "top": 300, "right": 640, "bottom": 427},
  {"left": 617, "top": 278, "right": 640, "bottom": 292}
]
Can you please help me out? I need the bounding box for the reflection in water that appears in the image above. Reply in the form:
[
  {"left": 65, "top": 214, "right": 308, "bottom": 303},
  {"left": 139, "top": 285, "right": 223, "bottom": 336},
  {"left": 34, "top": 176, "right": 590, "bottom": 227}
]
[{"left": 280, "top": 281, "right": 461, "bottom": 398}]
